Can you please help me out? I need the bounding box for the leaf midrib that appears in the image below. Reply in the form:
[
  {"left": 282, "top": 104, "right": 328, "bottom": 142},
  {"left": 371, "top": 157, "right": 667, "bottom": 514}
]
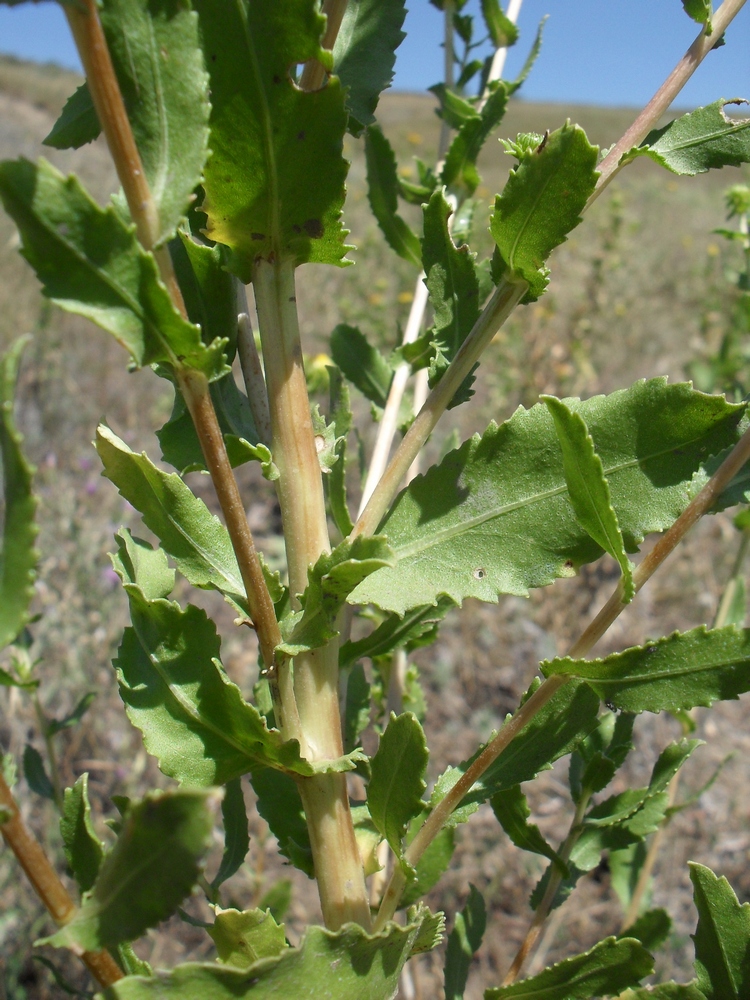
[
  {"left": 565, "top": 650, "right": 750, "bottom": 688},
  {"left": 657, "top": 117, "right": 750, "bottom": 156},
  {"left": 390, "top": 430, "right": 722, "bottom": 561}
]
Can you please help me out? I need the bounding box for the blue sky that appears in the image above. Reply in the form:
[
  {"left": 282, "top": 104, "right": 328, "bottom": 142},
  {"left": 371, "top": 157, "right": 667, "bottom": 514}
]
[{"left": 0, "top": 0, "right": 747, "bottom": 108}]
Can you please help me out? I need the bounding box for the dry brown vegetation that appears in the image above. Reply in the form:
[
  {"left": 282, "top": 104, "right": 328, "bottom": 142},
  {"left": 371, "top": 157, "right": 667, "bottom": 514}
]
[{"left": 1, "top": 54, "right": 749, "bottom": 999}]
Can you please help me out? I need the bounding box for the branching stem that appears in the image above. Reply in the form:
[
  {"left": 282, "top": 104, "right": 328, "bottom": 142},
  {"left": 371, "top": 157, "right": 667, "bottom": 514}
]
[
  {"left": 592, "top": 0, "right": 748, "bottom": 203},
  {"left": 354, "top": 279, "right": 527, "bottom": 539},
  {"left": 0, "top": 771, "right": 122, "bottom": 988},
  {"left": 502, "top": 789, "right": 592, "bottom": 984},
  {"left": 299, "top": 0, "right": 349, "bottom": 92}
]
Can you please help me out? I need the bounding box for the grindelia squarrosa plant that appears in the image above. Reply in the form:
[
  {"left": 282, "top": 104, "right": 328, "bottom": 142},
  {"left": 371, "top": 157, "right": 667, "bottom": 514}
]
[{"left": 1, "top": 0, "right": 750, "bottom": 996}]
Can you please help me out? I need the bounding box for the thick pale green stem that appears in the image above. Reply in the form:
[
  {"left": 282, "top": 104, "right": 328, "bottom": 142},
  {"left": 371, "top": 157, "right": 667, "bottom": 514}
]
[
  {"left": 0, "top": 771, "right": 123, "bottom": 988},
  {"left": 253, "top": 258, "right": 370, "bottom": 930}
]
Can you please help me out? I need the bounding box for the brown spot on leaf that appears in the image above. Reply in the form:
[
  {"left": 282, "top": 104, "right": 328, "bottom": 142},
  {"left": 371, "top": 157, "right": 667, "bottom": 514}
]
[
  {"left": 302, "top": 218, "right": 324, "bottom": 239},
  {"left": 297, "top": 130, "right": 306, "bottom": 141},
  {"left": 251, "top": 233, "right": 265, "bottom": 241}
]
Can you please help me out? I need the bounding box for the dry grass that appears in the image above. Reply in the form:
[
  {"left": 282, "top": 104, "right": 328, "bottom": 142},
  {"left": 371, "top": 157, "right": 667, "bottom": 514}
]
[{"left": 0, "top": 55, "right": 749, "bottom": 999}]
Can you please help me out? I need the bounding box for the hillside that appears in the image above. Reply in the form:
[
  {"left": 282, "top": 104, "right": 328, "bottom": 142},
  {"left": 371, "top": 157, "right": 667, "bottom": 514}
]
[{"left": 0, "top": 54, "right": 749, "bottom": 998}]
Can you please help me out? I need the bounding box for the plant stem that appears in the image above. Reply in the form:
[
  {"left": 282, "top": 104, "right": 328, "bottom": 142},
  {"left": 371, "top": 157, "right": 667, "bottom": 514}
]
[
  {"left": 237, "top": 312, "right": 272, "bottom": 447},
  {"left": 591, "top": 0, "right": 748, "bottom": 203},
  {"left": 299, "top": 0, "right": 349, "bottom": 92},
  {"left": 253, "top": 258, "right": 370, "bottom": 930},
  {"left": 66, "top": 0, "right": 284, "bottom": 702},
  {"left": 483, "top": 0, "right": 524, "bottom": 99},
  {"left": 502, "top": 789, "right": 592, "bottom": 984},
  {"left": 569, "top": 422, "right": 750, "bottom": 660},
  {"left": 373, "top": 672, "right": 567, "bottom": 929},
  {"left": 359, "top": 278, "right": 430, "bottom": 515},
  {"left": 354, "top": 278, "right": 527, "bottom": 539},
  {"left": 0, "top": 771, "right": 122, "bottom": 988}
]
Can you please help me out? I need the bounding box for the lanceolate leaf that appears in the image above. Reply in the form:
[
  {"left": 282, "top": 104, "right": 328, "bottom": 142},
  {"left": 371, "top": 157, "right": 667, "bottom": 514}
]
[
  {"left": 351, "top": 380, "right": 743, "bottom": 614},
  {"left": 690, "top": 862, "right": 750, "bottom": 999},
  {"left": 157, "top": 373, "right": 266, "bottom": 476},
  {"left": 278, "top": 537, "right": 394, "bottom": 656},
  {"left": 0, "top": 159, "right": 226, "bottom": 380},
  {"left": 97, "top": 426, "right": 247, "bottom": 615},
  {"left": 490, "top": 122, "right": 599, "bottom": 301},
  {"left": 169, "top": 236, "right": 239, "bottom": 359},
  {"left": 326, "top": 366, "right": 355, "bottom": 536},
  {"left": 368, "top": 712, "right": 428, "bottom": 858},
  {"left": 442, "top": 82, "right": 510, "bottom": 195},
  {"left": 364, "top": 126, "right": 423, "bottom": 267},
  {"left": 626, "top": 99, "right": 750, "bottom": 176},
  {"left": 444, "top": 884, "right": 487, "bottom": 1000},
  {"left": 340, "top": 598, "right": 455, "bottom": 668},
  {"left": 98, "top": 916, "right": 430, "bottom": 1000},
  {"left": 619, "top": 985, "right": 706, "bottom": 999},
  {"left": 431, "top": 680, "right": 600, "bottom": 819},
  {"left": 112, "top": 548, "right": 321, "bottom": 783},
  {"left": 422, "top": 189, "right": 480, "bottom": 396},
  {"left": 250, "top": 769, "right": 314, "bottom": 878},
  {"left": 60, "top": 774, "right": 105, "bottom": 894},
  {"left": 330, "top": 324, "right": 392, "bottom": 409},
  {"left": 333, "top": 0, "right": 407, "bottom": 137},
  {"left": 211, "top": 778, "right": 250, "bottom": 892},
  {"left": 43, "top": 82, "right": 100, "bottom": 150},
  {"left": 490, "top": 786, "right": 567, "bottom": 873},
  {"left": 0, "top": 337, "right": 38, "bottom": 651},
  {"left": 543, "top": 396, "right": 634, "bottom": 602},
  {"left": 43, "top": 789, "right": 213, "bottom": 952},
  {"left": 544, "top": 625, "right": 750, "bottom": 714},
  {"left": 481, "top": 0, "right": 519, "bottom": 48},
  {"left": 484, "top": 936, "right": 653, "bottom": 999},
  {"left": 195, "top": 0, "right": 349, "bottom": 277}
]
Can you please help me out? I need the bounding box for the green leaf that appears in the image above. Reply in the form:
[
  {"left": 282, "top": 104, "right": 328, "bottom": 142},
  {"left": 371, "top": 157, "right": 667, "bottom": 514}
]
[
  {"left": 619, "top": 985, "right": 706, "bottom": 1000},
  {"left": 484, "top": 937, "right": 653, "bottom": 999},
  {"left": 445, "top": 884, "right": 486, "bottom": 1000},
  {"left": 344, "top": 663, "right": 371, "bottom": 753},
  {"left": 610, "top": 842, "right": 649, "bottom": 915},
  {"left": 169, "top": 235, "right": 238, "bottom": 359},
  {"left": 116, "top": 944, "right": 153, "bottom": 979},
  {"left": 258, "top": 880, "right": 292, "bottom": 923},
  {"left": 112, "top": 549, "right": 320, "bottom": 783},
  {"left": 97, "top": 427, "right": 247, "bottom": 615},
  {"left": 351, "top": 380, "right": 743, "bottom": 614},
  {"left": 544, "top": 625, "right": 750, "bottom": 714},
  {"left": 43, "top": 82, "right": 100, "bottom": 150},
  {"left": 481, "top": 0, "right": 518, "bottom": 47},
  {"left": 431, "top": 680, "right": 600, "bottom": 818},
  {"left": 340, "top": 599, "right": 454, "bottom": 668},
  {"left": 350, "top": 802, "right": 382, "bottom": 878},
  {"left": 42, "top": 789, "right": 213, "bottom": 953},
  {"left": 195, "top": 0, "right": 349, "bottom": 277},
  {"left": 330, "top": 324, "right": 392, "bottom": 409},
  {"left": 442, "top": 82, "right": 510, "bottom": 195},
  {"left": 48, "top": 692, "right": 96, "bottom": 737},
  {"left": 620, "top": 908, "right": 672, "bottom": 952},
  {"left": 509, "top": 16, "right": 547, "bottom": 94},
  {"left": 249, "top": 769, "right": 314, "bottom": 878},
  {"left": 364, "top": 126, "right": 422, "bottom": 267},
  {"left": 681, "top": 0, "right": 713, "bottom": 31},
  {"left": 96, "top": 0, "right": 210, "bottom": 243},
  {"left": 626, "top": 100, "right": 750, "bottom": 176},
  {"left": 112, "top": 530, "right": 175, "bottom": 602},
  {"left": 23, "top": 744, "right": 54, "bottom": 802},
  {"left": 0, "top": 667, "right": 37, "bottom": 690},
  {"left": 400, "top": 818, "right": 455, "bottom": 908},
  {"left": 98, "top": 916, "right": 428, "bottom": 1000},
  {"left": 368, "top": 712, "right": 428, "bottom": 858},
  {"left": 0, "top": 159, "right": 226, "bottom": 379},
  {"left": 0, "top": 337, "right": 38, "bottom": 651},
  {"left": 333, "top": 0, "right": 407, "bottom": 137},
  {"left": 421, "top": 189, "right": 480, "bottom": 402},
  {"left": 490, "top": 122, "right": 599, "bottom": 301},
  {"left": 208, "top": 907, "right": 288, "bottom": 970},
  {"left": 543, "top": 396, "right": 634, "bottom": 601},
  {"left": 211, "top": 779, "right": 249, "bottom": 892},
  {"left": 409, "top": 905, "right": 446, "bottom": 956},
  {"left": 569, "top": 711, "right": 635, "bottom": 802},
  {"left": 278, "top": 537, "right": 394, "bottom": 657},
  {"left": 326, "top": 366, "right": 355, "bottom": 536},
  {"left": 61, "top": 775, "right": 105, "bottom": 895},
  {"left": 157, "top": 373, "right": 266, "bottom": 476},
  {"left": 490, "top": 786, "right": 567, "bottom": 874},
  {"left": 690, "top": 862, "right": 750, "bottom": 1000}
]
